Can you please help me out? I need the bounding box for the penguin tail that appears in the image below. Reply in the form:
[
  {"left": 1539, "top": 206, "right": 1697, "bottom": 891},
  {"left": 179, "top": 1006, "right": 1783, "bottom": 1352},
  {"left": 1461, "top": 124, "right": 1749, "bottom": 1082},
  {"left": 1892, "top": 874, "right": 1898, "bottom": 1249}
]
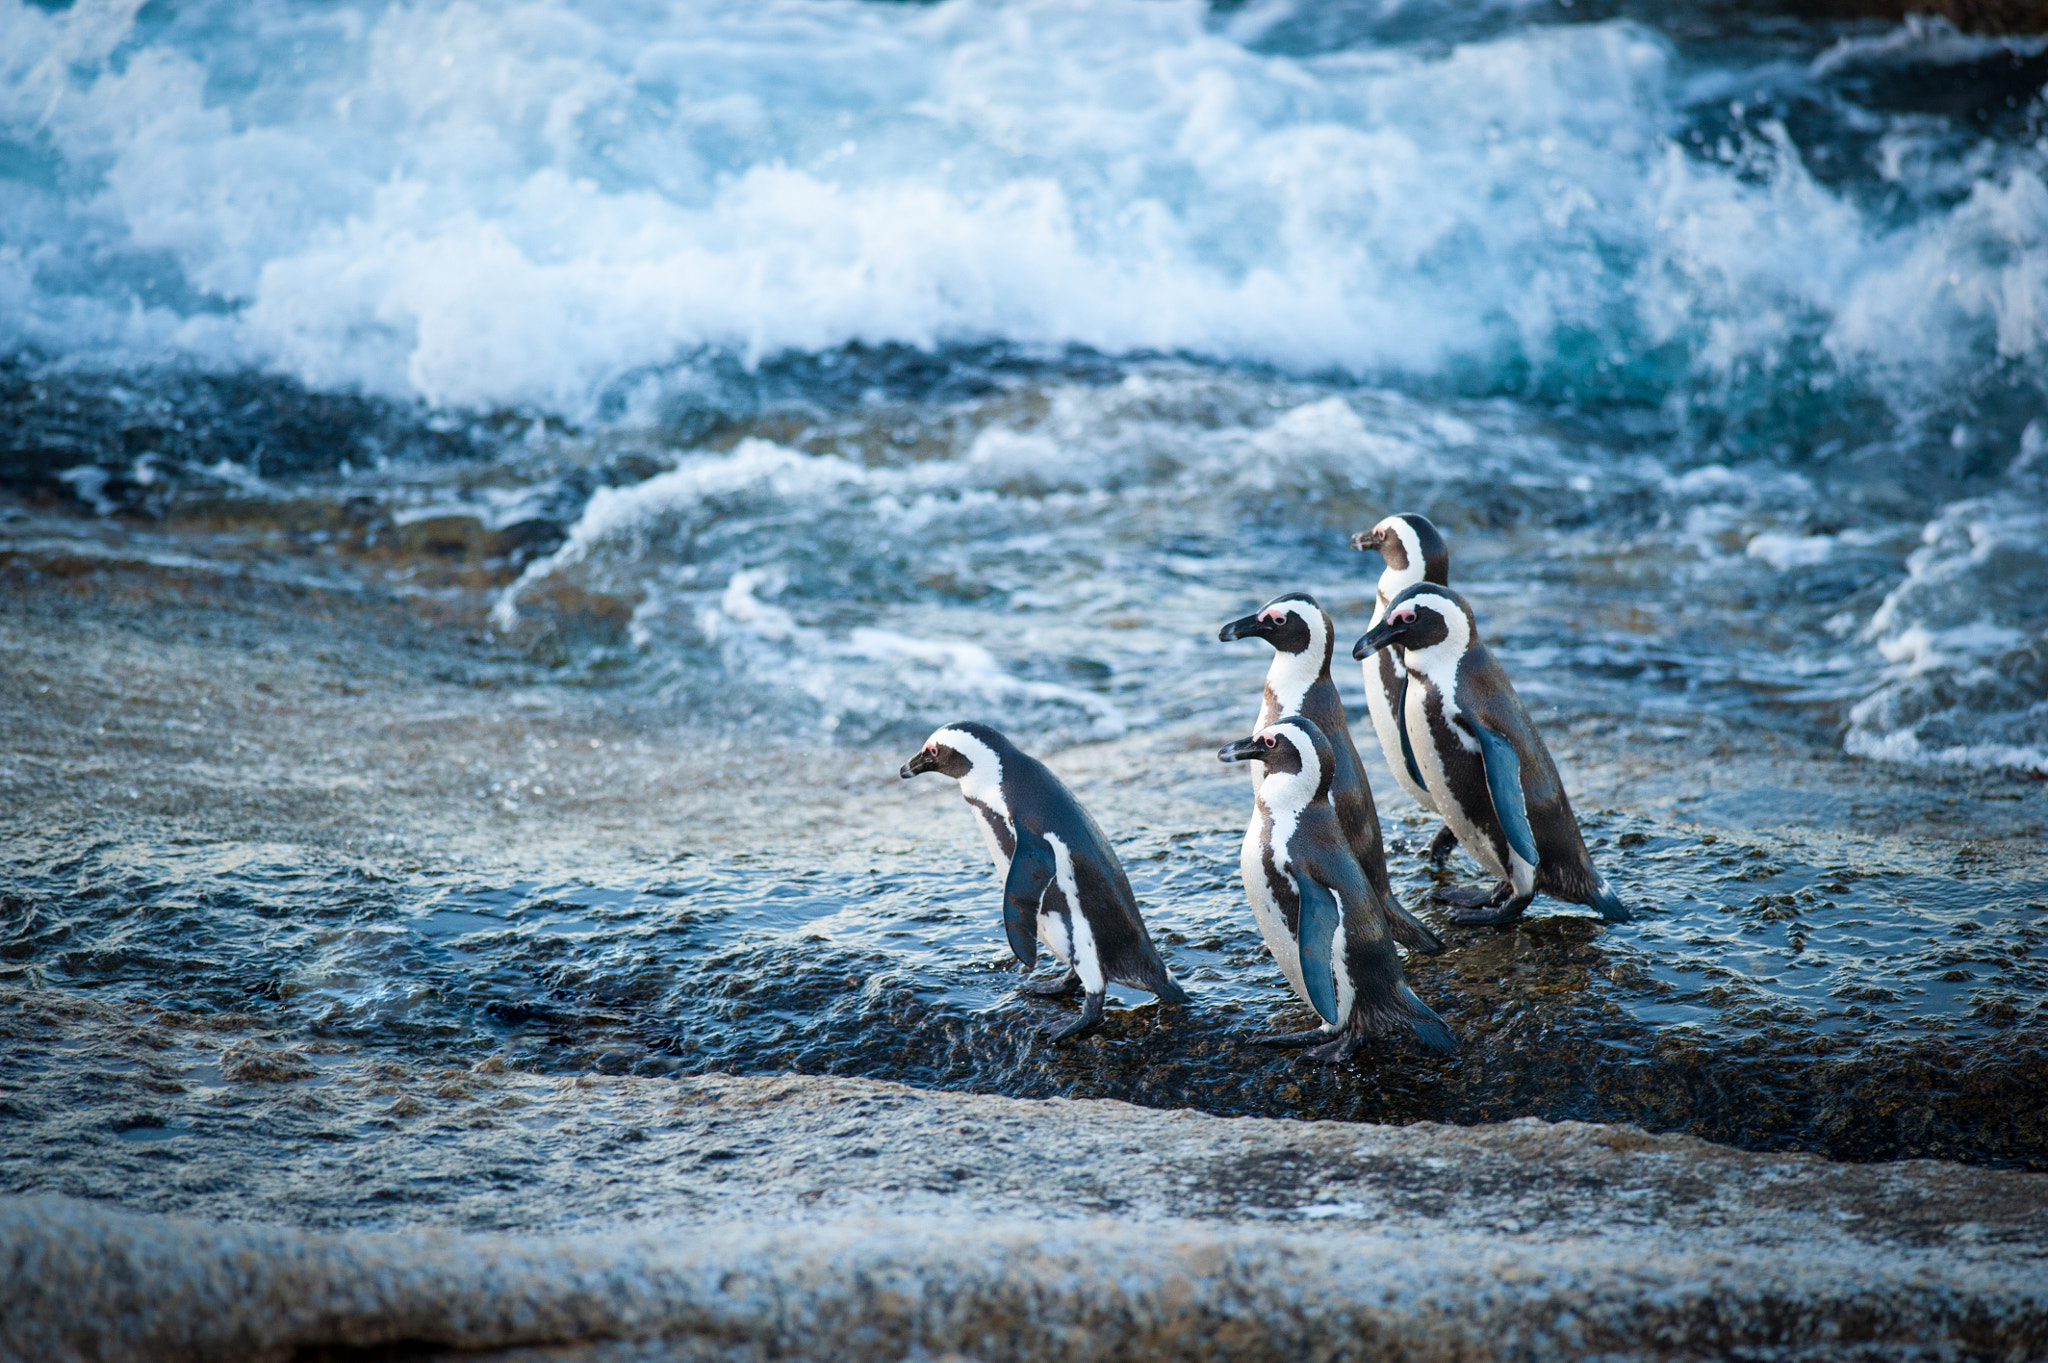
[
  {"left": 1354, "top": 982, "right": 1457, "bottom": 1055},
  {"left": 1118, "top": 950, "right": 1191, "bottom": 1006},
  {"left": 1394, "top": 981, "right": 1457, "bottom": 1055},
  {"left": 1382, "top": 888, "right": 1446, "bottom": 955},
  {"left": 1588, "top": 875, "right": 1634, "bottom": 924}
]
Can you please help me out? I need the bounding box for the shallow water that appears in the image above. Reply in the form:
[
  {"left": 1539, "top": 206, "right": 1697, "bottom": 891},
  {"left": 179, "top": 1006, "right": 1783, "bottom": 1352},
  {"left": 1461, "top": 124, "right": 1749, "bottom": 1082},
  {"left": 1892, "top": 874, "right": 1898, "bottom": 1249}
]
[{"left": 2, "top": 0, "right": 2047, "bottom": 1195}]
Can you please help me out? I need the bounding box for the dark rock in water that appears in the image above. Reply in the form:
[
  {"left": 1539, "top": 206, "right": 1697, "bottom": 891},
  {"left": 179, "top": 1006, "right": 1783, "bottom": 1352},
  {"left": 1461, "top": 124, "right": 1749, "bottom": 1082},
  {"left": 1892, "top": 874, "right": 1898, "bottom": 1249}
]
[
  {"left": 218, "top": 1042, "right": 318, "bottom": 1084},
  {"left": 0, "top": 361, "right": 496, "bottom": 513},
  {"left": 3, "top": 1074, "right": 2046, "bottom": 1363}
]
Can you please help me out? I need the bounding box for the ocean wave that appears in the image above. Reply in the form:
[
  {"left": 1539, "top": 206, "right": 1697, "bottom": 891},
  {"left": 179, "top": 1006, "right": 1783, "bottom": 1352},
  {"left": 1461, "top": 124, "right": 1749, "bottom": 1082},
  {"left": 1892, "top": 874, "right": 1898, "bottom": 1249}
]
[
  {"left": 1846, "top": 483, "right": 2048, "bottom": 776},
  {"left": 3, "top": 0, "right": 2046, "bottom": 443}
]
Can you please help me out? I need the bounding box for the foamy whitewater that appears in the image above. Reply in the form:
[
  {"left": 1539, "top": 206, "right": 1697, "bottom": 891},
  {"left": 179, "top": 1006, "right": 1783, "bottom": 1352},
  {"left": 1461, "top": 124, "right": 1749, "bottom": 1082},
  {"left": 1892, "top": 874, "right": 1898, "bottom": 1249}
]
[{"left": 4, "top": 0, "right": 2046, "bottom": 768}]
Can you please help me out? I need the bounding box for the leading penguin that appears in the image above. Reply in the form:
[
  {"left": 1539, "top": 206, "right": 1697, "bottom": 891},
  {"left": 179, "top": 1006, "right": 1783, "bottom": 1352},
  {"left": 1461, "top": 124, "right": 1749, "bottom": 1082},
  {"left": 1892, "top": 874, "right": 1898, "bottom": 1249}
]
[
  {"left": 1351, "top": 513, "right": 1459, "bottom": 869},
  {"left": 901, "top": 720, "right": 1189, "bottom": 1041},
  {"left": 1218, "top": 715, "right": 1456, "bottom": 1061},
  {"left": 1218, "top": 591, "right": 1442, "bottom": 955},
  {"left": 1354, "top": 586, "right": 1632, "bottom": 927}
]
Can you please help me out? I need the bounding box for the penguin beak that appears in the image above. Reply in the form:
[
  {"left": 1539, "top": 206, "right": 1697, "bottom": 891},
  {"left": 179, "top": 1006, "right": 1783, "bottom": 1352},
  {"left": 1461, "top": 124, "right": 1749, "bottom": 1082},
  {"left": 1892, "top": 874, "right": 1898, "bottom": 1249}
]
[
  {"left": 1217, "top": 737, "right": 1265, "bottom": 764},
  {"left": 900, "top": 749, "right": 937, "bottom": 779},
  {"left": 1354, "top": 620, "right": 1403, "bottom": 660},
  {"left": 1218, "top": 611, "right": 1271, "bottom": 644},
  {"left": 1350, "top": 526, "right": 1387, "bottom": 554}
]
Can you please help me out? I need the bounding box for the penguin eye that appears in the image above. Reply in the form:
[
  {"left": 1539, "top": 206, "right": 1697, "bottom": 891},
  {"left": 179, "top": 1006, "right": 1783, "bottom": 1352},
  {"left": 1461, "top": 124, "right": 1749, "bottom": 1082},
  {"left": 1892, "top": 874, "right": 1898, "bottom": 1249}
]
[
  {"left": 1394, "top": 608, "right": 1415, "bottom": 625},
  {"left": 1261, "top": 734, "right": 1278, "bottom": 749}
]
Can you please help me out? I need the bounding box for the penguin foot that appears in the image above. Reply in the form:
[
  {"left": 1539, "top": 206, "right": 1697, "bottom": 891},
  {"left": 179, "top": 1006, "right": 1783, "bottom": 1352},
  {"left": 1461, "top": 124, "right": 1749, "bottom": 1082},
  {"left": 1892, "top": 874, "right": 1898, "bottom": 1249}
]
[
  {"left": 1445, "top": 892, "right": 1535, "bottom": 926},
  {"left": 1435, "top": 881, "right": 1510, "bottom": 909},
  {"left": 1304, "top": 1031, "right": 1368, "bottom": 1064},
  {"left": 1018, "top": 968, "right": 1082, "bottom": 998},
  {"left": 1250, "top": 1026, "right": 1335, "bottom": 1050},
  {"left": 1042, "top": 990, "right": 1105, "bottom": 1044},
  {"left": 1426, "top": 824, "right": 1460, "bottom": 867}
]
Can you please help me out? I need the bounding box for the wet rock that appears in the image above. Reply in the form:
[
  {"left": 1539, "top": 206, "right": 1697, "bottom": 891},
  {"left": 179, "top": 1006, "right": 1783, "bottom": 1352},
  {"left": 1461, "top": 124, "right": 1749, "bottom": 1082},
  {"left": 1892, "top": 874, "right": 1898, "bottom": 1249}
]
[
  {"left": 3, "top": 1074, "right": 2047, "bottom": 1363},
  {"left": 219, "top": 1043, "right": 317, "bottom": 1084}
]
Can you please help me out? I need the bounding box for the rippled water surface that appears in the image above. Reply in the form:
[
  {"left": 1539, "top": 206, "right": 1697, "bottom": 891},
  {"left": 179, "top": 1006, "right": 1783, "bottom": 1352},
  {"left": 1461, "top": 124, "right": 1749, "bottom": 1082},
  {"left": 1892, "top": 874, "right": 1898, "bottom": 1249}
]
[{"left": 2, "top": 0, "right": 2046, "bottom": 1184}]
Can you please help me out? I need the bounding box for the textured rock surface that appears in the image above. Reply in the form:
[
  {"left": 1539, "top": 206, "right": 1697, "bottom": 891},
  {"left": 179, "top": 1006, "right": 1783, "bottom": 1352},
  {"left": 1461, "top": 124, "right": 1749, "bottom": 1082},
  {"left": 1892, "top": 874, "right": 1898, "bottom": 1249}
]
[{"left": 5, "top": 1073, "right": 2047, "bottom": 1363}]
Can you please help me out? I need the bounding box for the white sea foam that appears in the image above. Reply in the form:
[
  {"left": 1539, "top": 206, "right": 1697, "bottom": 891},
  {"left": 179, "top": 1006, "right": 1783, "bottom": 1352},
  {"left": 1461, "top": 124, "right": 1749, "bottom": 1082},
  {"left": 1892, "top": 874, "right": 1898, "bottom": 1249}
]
[
  {"left": 2, "top": 0, "right": 2044, "bottom": 422},
  {"left": 1846, "top": 492, "right": 2048, "bottom": 776}
]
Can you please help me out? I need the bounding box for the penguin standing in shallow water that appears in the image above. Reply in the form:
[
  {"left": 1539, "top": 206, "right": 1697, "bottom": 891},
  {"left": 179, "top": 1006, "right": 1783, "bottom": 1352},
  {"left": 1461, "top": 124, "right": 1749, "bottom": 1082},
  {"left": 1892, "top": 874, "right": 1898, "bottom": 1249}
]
[
  {"left": 1355, "top": 587, "right": 1632, "bottom": 927},
  {"left": 1351, "top": 514, "right": 1459, "bottom": 868},
  {"left": 1218, "top": 592, "right": 1442, "bottom": 956},
  {"left": 901, "top": 721, "right": 1189, "bottom": 1041},
  {"left": 1219, "top": 715, "right": 1456, "bottom": 1061}
]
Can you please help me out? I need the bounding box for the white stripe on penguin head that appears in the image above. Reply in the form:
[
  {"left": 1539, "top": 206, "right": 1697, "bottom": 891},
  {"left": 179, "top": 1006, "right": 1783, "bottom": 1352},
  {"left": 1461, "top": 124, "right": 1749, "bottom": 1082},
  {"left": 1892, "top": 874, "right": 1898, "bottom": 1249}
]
[
  {"left": 1373, "top": 516, "right": 1430, "bottom": 617},
  {"left": 1396, "top": 592, "right": 1477, "bottom": 753},
  {"left": 929, "top": 725, "right": 1004, "bottom": 807},
  {"left": 1252, "top": 720, "right": 1326, "bottom": 873},
  {"left": 1264, "top": 599, "right": 1328, "bottom": 719}
]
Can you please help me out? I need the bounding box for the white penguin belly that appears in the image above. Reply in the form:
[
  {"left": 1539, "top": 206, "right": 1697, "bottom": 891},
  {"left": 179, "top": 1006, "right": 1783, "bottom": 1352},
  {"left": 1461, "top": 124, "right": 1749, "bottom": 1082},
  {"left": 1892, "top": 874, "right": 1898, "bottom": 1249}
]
[
  {"left": 1365, "top": 652, "right": 1436, "bottom": 813},
  {"left": 1240, "top": 811, "right": 1311, "bottom": 1007},
  {"left": 1407, "top": 686, "right": 1510, "bottom": 884},
  {"left": 972, "top": 806, "right": 1013, "bottom": 875},
  {"left": 1042, "top": 832, "right": 1104, "bottom": 993}
]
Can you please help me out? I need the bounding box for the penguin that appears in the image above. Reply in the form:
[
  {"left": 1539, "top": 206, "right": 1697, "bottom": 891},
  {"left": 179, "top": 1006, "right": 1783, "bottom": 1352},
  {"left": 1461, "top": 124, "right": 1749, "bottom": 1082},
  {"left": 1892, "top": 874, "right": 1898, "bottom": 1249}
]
[
  {"left": 1218, "top": 592, "right": 1443, "bottom": 955},
  {"left": 900, "top": 720, "right": 1189, "bottom": 1041},
  {"left": 1351, "top": 513, "right": 1459, "bottom": 869},
  {"left": 1353, "top": 586, "right": 1632, "bottom": 927},
  {"left": 1217, "top": 715, "right": 1456, "bottom": 1061}
]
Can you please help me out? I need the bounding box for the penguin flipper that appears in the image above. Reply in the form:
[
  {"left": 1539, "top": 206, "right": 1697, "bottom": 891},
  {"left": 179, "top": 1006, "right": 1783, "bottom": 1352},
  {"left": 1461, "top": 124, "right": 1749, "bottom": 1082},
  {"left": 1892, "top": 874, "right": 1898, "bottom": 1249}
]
[
  {"left": 1289, "top": 871, "right": 1343, "bottom": 1026},
  {"left": 1395, "top": 672, "right": 1428, "bottom": 795},
  {"left": 1001, "top": 831, "right": 1054, "bottom": 969},
  {"left": 1473, "top": 724, "right": 1540, "bottom": 868}
]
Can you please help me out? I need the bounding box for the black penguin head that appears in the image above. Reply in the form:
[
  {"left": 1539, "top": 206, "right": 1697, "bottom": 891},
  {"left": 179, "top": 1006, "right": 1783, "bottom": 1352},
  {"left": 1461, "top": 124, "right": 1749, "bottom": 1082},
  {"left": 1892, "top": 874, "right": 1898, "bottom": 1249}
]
[
  {"left": 1353, "top": 585, "right": 1475, "bottom": 661},
  {"left": 1352, "top": 514, "right": 1450, "bottom": 593},
  {"left": 1217, "top": 592, "right": 1329, "bottom": 663},
  {"left": 1217, "top": 716, "right": 1334, "bottom": 801},
  {"left": 900, "top": 720, "right": 1009, "bottom": 781}
]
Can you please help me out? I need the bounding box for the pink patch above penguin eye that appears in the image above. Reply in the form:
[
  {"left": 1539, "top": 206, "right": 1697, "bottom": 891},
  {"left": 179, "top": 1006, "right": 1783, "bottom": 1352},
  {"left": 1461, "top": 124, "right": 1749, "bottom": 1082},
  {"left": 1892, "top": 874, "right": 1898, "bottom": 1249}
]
[{"left": 1262, "top": 734, "right": 1278, "bottom": 748}]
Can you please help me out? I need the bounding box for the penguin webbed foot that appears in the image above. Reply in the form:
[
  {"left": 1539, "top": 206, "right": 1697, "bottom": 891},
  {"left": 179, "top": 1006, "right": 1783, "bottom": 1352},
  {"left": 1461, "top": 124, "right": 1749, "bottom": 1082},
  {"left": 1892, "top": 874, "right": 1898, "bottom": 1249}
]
[
  {"left": 1018, "top": 967, "right": 1082, "bottom": 998},
  {"left": 1426, "top": 824, "right": 1459, "bottom": 867},
  {"left": 1250, "top": 1026, "right": 1334, "bottom": 1050},
  {"left": 1304, "top": 1030, "right": 1368, "bottom": 1064},
  {"left": 1435, "top": 881, "right": 1511, "bottom": 909},
  {"left": 1042, "top": 991, "right": 1104, "bottom": 1044},
  {"left": 1444, "top": 891, "right": 1534, "bottom": 926}
]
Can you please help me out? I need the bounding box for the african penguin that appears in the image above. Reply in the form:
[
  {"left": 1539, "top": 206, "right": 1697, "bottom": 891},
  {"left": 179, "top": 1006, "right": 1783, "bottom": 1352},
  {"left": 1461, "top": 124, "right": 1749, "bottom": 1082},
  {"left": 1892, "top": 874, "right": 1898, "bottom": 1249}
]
[
  {"left": 1218, "top": 592, "right": 1443, "bottom": 955},
  {"left": 901, "top": 720, "right": 1189, "bottom": 1041},
  {"left": 1351, "top": 513, "right": 1459, "bottom": 868},
  {"left": 1353, "top": 586, "right": 1632, "bottom": 927},
  {"left": 1217, "top": 715, "right": 1456, "bottom": 1061}
]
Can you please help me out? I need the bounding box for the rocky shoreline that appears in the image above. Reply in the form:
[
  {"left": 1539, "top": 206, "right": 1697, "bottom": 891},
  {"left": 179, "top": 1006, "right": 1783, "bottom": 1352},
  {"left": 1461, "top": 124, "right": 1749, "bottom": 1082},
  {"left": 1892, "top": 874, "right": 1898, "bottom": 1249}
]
[{"left": 7, "top": 1072, "right": 2048, "bottom": 1362}]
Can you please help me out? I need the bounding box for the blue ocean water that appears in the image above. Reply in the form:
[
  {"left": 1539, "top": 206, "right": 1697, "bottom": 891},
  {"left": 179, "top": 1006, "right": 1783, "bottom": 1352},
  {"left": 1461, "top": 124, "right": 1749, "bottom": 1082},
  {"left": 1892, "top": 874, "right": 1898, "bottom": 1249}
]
[{"left": 5, "top": 0, "right": 2044, "bottom": 769}]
